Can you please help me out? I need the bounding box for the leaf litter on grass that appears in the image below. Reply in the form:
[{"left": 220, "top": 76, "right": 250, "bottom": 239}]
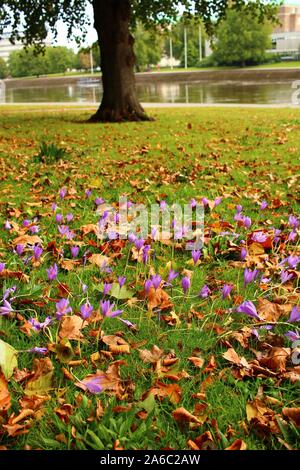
[{"left": 0, "top": 107, "right": 299, "bottom": 450}]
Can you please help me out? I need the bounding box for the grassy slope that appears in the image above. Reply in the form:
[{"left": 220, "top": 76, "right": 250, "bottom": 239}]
[{"left": 0, "top": 107, "right": 299, "bottom": 450}]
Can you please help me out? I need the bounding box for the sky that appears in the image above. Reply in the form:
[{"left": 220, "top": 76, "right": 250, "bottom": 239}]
[
  {"left": 53, "top": 3, "right": 96, "bottom": 50},
  {"left": 53, "top": 0, "right": 300, "bottom": 50}
]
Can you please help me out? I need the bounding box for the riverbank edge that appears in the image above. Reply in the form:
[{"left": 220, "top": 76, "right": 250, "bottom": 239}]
[
  {"left": 4, "top": 68, "right": 300, "bottom": 88},
  {"left": 0, "top": 102, "right": 299, "bottom": 109}
]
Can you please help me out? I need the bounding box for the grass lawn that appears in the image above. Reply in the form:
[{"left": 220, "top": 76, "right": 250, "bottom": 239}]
[{"left": 0, "top": 106, "right": 299, "bottom": 451}]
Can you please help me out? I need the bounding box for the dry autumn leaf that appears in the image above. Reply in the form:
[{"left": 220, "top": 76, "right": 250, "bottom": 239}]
[
  {"left": 172, "top": 407, "right": 202, "bottom": 426},
  {"left": 282, "top": 408, "right": 300, "bottom": 428},
  {"left": 59, "top": 315, "right": 85, "bottom": 340},
  {"left": 257, "top": 298, "right": 289, "bottom": 322},
  {"left": 25, "top": 358, "right": 54, "bottom": 396},
  {"left": 145, "top": 381, "right": 182, "bottom": 405},
  {"left": 12, "top": 235, "right": 42, "bottom": 247},
  {"left": 138, "top": 345, "right": 164, "bottom": 364},
  {"left": 188, "top": 356, "right": 205, "bottom": 369},
  {"left": 225, "top": 439, "right": 247, "bottom": 450},
  {"left": 259, "top": 347, "right": 290, "bottom": 372},
  {"left": 0, "top": 372, "right": 11, "bottom": 412},
  {"left": 101, "top": 335, "right": 130, "bottom": 355}
]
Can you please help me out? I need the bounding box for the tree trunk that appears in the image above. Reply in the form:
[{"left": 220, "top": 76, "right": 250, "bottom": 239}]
[{"left": 90, "top": 0, "right": 152, "bottom": 122}]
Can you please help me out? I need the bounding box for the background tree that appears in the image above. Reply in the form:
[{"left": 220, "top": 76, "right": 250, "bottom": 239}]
[
  {"left": 45, "top": 46, "right": 76, "bottom": 73},
  {"left": 170, "top": 16, "right": 206, "bottom": 67},
  {"left": 212, "top": 9, "right": 273, "bottom": 66},
  {"left": 134, "top": 22, "right": 164, "bottom": 71},
  {"left": 0, "top": 0, "right": 278, "bottom": 122},
  {"left": 0, "top": 58, "right": 8, "bottom": 79},
  {"left": 9, "top": 46, "right": 77, "bottom": 77},
  {"left": 78, "top": 41, "right": 100, "bottom": 69},
  {"left": 9, "top": 48, "right": 48, "bottom": 77}
]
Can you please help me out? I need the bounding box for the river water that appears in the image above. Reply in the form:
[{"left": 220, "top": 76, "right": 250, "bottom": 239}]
[{"left": 2, "top": 78, "right": 297, "bottom": 105}]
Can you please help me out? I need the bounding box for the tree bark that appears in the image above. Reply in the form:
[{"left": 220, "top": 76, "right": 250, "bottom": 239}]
[{"left": 90, "top": 0, "right": 152, "bottom": 122}]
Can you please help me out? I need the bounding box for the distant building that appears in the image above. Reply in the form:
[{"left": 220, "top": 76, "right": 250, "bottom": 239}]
[
  {"left": 0, "top": 32, "right": 52, "bottom": 62},
  {"left": 270, "top": 4, "right": 300, "bottom": 55}
]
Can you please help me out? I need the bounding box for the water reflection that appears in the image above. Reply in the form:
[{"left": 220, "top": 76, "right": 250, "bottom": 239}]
[{"left": 4, "top": 79, "right": 294, "bottom": 105}]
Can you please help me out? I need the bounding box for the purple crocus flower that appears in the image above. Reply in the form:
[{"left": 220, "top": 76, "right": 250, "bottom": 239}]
[
  {"left": 56, "top": 298, "right": 72, "bottom": 320},
  {"left": 47, "top": 263, "right": 58, "bottom": 282},
  {"left": 237, "top": 301, "right": 261, "bottom": 320},
  {"left": 27, "top": 347, "right": 48, "bottom": 355},
  {"left": 58, "top": 225, "right": 70, "bottom": 238},
  {"left": 0, "top": 300, "right": 13, "bottom": 316},
  {"left": 160, "top": 200, "right": 167, "bottom": 211},
  {"left": 118, "top": 317, "right": 137, "bottom": 330},
  {"left": 55, "top": 214, "right": 63, "bottom": 224},
  {"left": 252, "top": 232, "right": 268, "bottom": 243},
  {"left": 3, "top": 286, "right": 16, "bottom": 300},
  {"left": 285, "top": 331, "right": 300, "bottom": 342},
  {"left": 214, "top": 197, "right": 222, "bottom": 207},
  {"left": 34, "top": 245, "right": 43, "bottom": 260},
  {"left": 70, "top": 246, "right": 79, "bottom": 258},
  {"left": 287, "top": 255, "right": 300, "bottom": 269},
  {"left": 168, "top": 269, "right": 179, "bottom": 283},
  {"left": 288, "top": 230, "right": 297, "bottom": 243},
  {"left": 82, "top": 375, "right": 106, "bottom": 394},
  {"left": 100, "top": 300, "right": 122, "bottom": 318},
  {"left": 80, "top": 302, "right": 93, "bottom": 320},
  {"left": 199, "top": 285, "right": 211, "bottom": 299},
  {"left": 118, "top": 276, "right": 126, "bottom": 288},
  {"left": 241, "top": 247, "right": 247, "bottom": 261},
  {"left": 23, "top": 219, "right": 31, "bottom": 227},
  {"left": 242, "top": 216, "right": 252, "bottom": 229},
  {"left": 190, "top": 198, "right": 197, "bottom": 209},
  {"left": 288, "top": 306, "right": 300, "bottom": 323},
  {"left": 144, "top": 279, "right": 152, "bottom": 294},
  {"left": 289, "top": 215, "right": 299, "bottom": 230},
  {"left": 281, "top": 270, "right": 294, "bottom": 284},
  {"left": 202, "top": 197, "right": 209, "bottom": 207},
  {"left": 135, "top": 239, "right": 145, "bottom": 251},
  {"left": 142, "top": 245, "right": 151, "bottom": 264},
  {"left": 222, "top": 284, "right": 233, "bottom": 299},
  {"left": 192, "top": 250, "right": 201, "bottom": 265},
  {"left": 244, "top": 268, "right": 259, "bottom": 286},
  {"left": 260, "top": 201, "right": 268, "bottom": 211},
  {"left": 16, "top": 244, "right": 25, "bottom": 256},
  {"left": 0, "top": 263, "right": 5, "bottom": 273},
  {"left": 81, "top": 283, "right": 88, "bottom": 293},
  {"left": 29, "top": 316, "right": 52, "bottom": 332},
  {"left": 66, "top": 213, "right": 74, "bottom": 223},
  {"left": 4, "top": 220, "right": 11, "bottom": 230},
  {"left": 85, "top": 189, "right": 92, "bottom": 198},
  {"left": 236, "top": 205, "right": 243, "bottom": 214},
  {"left": 151, "top": 275, "right": 162, "bottom": 291},
  {"left": 59, "top": 187, "right": 67, "bottom": 199},
  {"left": 103, "top": 283, "right": 112, "bottom": 296},
  {"left": 94, "top": 197, "right": 104, "bottom": 206},
  {"left": 252, "top": 325, "right": 273, "bottom": 339},
  {"left": 151, "top": 227, "right": 157, "bottom": 239},
  {"left": 128, "top": 233, "right": 137, "bottom": 244},
  {"left": 29, "top": 225, "right": 39, "bottom": 234},
  {"left": 182, "top": 276, "right": 191, "bottom": 295},
  {"left": 51, "top": 203, "right": 58, "bottom": 213}
]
